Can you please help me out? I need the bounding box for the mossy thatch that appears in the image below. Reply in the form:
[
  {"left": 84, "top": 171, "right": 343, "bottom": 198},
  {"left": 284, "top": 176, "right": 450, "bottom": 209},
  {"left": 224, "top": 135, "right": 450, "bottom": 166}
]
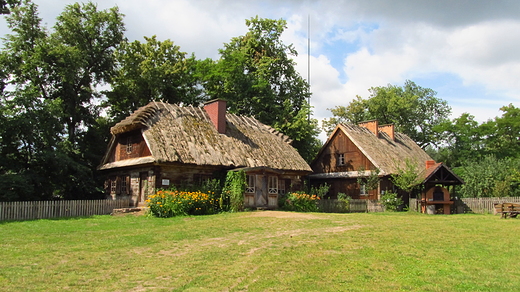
[{"left": 99, "top": 102, "right": 311, "bottom": 173}]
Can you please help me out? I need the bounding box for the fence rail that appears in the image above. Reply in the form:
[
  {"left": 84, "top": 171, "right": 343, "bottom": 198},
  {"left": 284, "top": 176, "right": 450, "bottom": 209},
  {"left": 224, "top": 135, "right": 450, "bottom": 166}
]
[
  {"left": 320, "top": 197, "right": 520, "bottom": 215},
  {"left": 0, "top": 199, "right": 131, "bottom": 221},
  {"left": 3, "top": 197, "right": 519, "bottom": 221},
  {"left": 459, "top": 197, "right": 520, "bottom": 214},
  {"left": 408, "top": 197, "right": 520, "bottom": 214}
]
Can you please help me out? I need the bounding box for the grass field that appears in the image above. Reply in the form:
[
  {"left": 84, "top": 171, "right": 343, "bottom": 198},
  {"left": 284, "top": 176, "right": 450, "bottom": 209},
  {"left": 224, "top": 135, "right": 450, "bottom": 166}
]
[{"left": 1, "top": 211, "right": 519, "bottom": 291}]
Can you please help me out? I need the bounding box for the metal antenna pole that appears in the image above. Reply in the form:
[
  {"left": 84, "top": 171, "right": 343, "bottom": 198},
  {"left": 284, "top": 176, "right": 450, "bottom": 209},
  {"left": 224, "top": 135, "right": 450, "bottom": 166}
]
[{"left": 307, "top": 14, "right": 311, "bottom": 121}]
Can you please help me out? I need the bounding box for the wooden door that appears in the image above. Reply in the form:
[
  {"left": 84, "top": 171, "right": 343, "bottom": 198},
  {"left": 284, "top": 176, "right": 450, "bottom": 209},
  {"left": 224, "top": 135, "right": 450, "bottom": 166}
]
[
  {"left": 255, "top": 175, "right": 268, "bottom": 207},
  {"left": 138, "top": 172, "right": 149, "bottom": 207}
]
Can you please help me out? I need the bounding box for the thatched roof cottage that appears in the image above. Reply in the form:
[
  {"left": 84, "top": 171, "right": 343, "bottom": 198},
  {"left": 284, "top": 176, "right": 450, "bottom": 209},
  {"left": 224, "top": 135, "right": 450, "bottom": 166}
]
[{"left": 98, "top": 99, "right": 312, "bottom": 208}]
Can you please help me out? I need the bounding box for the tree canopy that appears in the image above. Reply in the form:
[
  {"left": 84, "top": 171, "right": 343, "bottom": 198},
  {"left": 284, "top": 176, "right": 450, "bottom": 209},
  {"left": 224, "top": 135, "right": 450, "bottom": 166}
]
[
  {"left": 0, "top": 1, "right": 125, "bottom": 200},
  {"left": 106, "top": 36, "right": 204, "bottom": 121}
]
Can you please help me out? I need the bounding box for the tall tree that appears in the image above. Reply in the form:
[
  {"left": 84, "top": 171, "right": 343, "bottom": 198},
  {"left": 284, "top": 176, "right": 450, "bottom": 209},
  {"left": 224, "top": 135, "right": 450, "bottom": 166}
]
[
  {"left": 0, "top": 1, "right": 125, "bottom": 200},
  {"left": 428, "top": 113, "right": 487, "bottom": 167},
  {"left": 107, "top": 36, "right": 204, "bottom": 121},
  {"left": 484, "top": 104, "right": 520, "bottom": 159},
  {"left": 201, "top": 17, "right": 321, "bottom": 161},
  {"left": 457, "top": 156, "right": 520, "bottom": 198},
  {"left": 323, "top": 80, "right": 451, "bottom": 148},
  {"left": 50, "top": 2, "right": 125, "bottom": 145}
]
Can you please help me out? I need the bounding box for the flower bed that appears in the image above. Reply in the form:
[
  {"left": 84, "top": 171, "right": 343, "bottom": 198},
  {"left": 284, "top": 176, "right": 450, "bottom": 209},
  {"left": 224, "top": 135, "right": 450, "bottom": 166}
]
[
  {"left": 147, "top": 190, "right": 217, "bottom": 217},
  {"left": 284, "top": 192, "right": 320, "bottom": 212}
]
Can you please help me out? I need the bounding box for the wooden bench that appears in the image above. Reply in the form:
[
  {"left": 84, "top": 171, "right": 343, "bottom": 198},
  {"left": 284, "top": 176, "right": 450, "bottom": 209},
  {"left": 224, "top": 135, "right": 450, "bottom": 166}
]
[{"left": 494, "top": 203, "right": 520, "bottom": 218}]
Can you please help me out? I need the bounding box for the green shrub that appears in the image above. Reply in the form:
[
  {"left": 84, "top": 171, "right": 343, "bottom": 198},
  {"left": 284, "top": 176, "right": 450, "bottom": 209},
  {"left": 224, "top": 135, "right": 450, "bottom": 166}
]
[
  {"left": 337, "top": 192, "right": 351, "bottom": 212},
  {"left": 380, "top": 192, "right": 403, "bottom": 212},
  {"left": 221, "top": 171, "right": 246, "bottom": 212},
  {"left": 284, "top": 192, "right": 320, "bottom": 212},
  {"left": 147, "top": 190, "right": 217, "bottom": 217},
  {"left": 311, "top": 183, "right": 330, "bottom": 199}
]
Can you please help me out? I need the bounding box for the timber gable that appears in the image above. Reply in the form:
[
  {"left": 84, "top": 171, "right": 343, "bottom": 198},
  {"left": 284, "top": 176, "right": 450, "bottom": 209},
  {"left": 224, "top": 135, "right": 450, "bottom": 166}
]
[
  {"left": 311, "top": 127, "right": 375, "bottom": 174},
  {"left": 107, "top": 130, "right": 152, "bottom": 163}
]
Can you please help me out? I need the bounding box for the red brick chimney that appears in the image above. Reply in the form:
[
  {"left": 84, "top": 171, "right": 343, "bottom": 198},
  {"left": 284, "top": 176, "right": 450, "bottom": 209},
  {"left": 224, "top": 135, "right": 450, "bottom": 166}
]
[
  {"left": 426, "top": 160, "right": 436, "bottom": 169},
  {"left": 378, "top": 124, "right": 395, "bottom": 140},
  {"left": 204, "top": 99, "right": 227, "bottom": 134},
  {"left": 358, "top": 120, "right": 379, "bottom": 137}
]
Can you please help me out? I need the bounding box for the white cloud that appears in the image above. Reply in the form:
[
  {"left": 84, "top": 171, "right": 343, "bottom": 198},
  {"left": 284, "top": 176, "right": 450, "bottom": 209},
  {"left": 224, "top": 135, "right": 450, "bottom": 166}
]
[{"left": 1, "top": 0, "right": 518, "bottom": 127}]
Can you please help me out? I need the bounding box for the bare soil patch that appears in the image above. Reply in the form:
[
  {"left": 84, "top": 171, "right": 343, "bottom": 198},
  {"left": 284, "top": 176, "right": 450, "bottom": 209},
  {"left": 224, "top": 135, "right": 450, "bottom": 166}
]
[{"left": 247, "top": 210, "right": 322, "bottom": 219}]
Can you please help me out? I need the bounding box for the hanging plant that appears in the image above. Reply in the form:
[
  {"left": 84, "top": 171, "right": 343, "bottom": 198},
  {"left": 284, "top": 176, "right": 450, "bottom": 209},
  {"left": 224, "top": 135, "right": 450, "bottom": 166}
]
[{"left": 222, "top": 170, "right": 246, "bottom": 212}]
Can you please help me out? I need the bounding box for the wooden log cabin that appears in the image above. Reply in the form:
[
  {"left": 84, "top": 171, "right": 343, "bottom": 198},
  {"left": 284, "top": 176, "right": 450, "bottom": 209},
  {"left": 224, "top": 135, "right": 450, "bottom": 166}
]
[
  {"left": 97, "top": 99, "right": 311, "bottom": 208},
  {"left": 309, "top": 121, "right": 463, "bottom": 212}
]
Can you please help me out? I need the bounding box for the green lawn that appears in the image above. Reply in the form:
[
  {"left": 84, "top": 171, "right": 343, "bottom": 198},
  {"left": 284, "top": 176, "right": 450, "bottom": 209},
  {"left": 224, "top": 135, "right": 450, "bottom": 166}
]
[{"left": 1, "top": 211, "right": 519, "bottom": 291}]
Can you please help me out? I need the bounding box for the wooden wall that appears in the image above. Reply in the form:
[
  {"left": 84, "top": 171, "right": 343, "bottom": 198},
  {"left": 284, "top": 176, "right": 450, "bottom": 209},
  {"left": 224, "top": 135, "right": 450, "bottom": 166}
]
[
  {"left": 109, "top": 130, "right": 151, "bottom": 162},
  {"left": 311, "top": 130, "right": 374, "bottom": 173}
]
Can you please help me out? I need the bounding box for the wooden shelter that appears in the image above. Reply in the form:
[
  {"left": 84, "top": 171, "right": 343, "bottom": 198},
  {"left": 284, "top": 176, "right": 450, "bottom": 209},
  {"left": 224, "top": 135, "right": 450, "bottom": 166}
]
[
  {"left": 309, "top": 121, "right": 463, "bottom": 212},
  {"left": 418, "top": 162, "right": 464, "bottom": 214},
  {"left": 98, "top": 99, "right": 311, "bottom": 208}
]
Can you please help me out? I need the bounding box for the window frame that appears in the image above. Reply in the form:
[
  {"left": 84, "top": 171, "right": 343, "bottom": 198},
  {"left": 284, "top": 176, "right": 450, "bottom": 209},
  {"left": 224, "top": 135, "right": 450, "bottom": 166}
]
[
  {"left": 360, "top": 184, "right": 368, "bottom": 196},
  {"left": 245, "top": 175, "right": 255, "bottom": 193},
  {"left": 120, "top": 176, "right": 129, "bottom": 195},
  {"left": 278, "top": 179, "right": 286, "bottom": 195},
  {"left": 126, "top": 136, "right": 133, "bottom": 154},
  {"left": 268, "top": 176, "right": 278, "bottom": 194},
  {"left": 110, "top": 178, "right": 117, "bottom": 194},
  {"left": 338, "top": 153, "right": 345, "bottom": 166}
]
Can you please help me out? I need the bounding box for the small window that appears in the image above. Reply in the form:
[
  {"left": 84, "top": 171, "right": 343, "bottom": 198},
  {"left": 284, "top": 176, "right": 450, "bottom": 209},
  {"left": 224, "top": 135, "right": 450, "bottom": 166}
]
[
  {"left": 126, "top": 137, "right": 133, "bottom": 154},
  {"left": 278, "top": 179, "right": 286, "bottom": 195},
  {"left": 110, "top": 178, "right": 117, "bottom": 194},
  {"left": 338, "top": 153, "right": 345, "bottom": 166},
  {"left": 268, "top": 176, "right": 278, "bottom": 194},
  {"left": 360, "top": 184, "right": 368, "bottom": 196},
  {"left": 246, "top": 175, "right": 255, "bottom": 193},
  {"left": 121, "top": 176, "right": 128, "bottom": 195}
]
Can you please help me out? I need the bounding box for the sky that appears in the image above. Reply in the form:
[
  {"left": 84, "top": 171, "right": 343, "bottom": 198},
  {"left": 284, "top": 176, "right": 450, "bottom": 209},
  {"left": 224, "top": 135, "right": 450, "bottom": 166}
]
[{"left": 1, "top": 0, "right": 519, "bottom": 140}]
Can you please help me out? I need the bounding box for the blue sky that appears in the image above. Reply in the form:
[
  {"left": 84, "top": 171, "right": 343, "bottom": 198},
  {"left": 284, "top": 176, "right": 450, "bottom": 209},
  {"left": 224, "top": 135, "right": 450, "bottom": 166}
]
[{"left": 1, "top": 0, "right": 519, "bottom": 140}]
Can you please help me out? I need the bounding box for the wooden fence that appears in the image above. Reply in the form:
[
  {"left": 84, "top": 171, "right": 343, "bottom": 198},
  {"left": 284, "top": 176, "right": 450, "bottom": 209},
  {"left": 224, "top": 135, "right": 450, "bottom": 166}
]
[
  {"left": 319, "top": 199, "right": 384, "bottom": 213},
  {"left": 0, "top": 199, "right": 131, "bottom": 221},
  {"left": 408, "top": 197, "right": 520, "bottom": 214},
  {"left": 320, "top": 197, "right": 520, "bottom": 214},
  {"left": 458, "top": 197, "right": 520, "bottom": 214}
]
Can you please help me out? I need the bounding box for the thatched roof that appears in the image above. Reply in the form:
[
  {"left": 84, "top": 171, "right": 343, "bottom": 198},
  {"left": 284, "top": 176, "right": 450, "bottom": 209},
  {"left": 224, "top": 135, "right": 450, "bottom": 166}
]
[
  {"left": 311, "top": 123, "right": 433, "bottom": 178},
  {"left": 99, "top": 101, "right": 311, "bottom": 173}
]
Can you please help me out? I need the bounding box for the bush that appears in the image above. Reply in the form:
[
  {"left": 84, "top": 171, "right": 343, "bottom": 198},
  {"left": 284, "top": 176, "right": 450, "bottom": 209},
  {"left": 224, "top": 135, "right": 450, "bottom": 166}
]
[
  {"left": 147, "top": 190, "right": 217, "bottom": 217},
  {"left": 337, "top": 192, "right": 351, "bottom": 212},
  {"left": 222, "top": 171, "right": 246, "bottom": 212},
  {"left": 380, "top": 192, "right": 403, "bottom": 212},
  {"left": 284, "top": 192, "right": 320, "bottom": 212}
]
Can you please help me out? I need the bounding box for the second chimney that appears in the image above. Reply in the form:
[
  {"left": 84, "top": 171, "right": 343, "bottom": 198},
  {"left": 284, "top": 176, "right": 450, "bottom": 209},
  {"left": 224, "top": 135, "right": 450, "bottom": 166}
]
[
  {"left": 358, "top": 120, "right": 379, "bottom": 137},
  {"left": 204, "top": 99, "right": 227, "bottom": 134},
  {"left": 378, "top": 124, "right": 395, "bottom": 141},
  {"left": 426, "top": 160, "right": 436, "bottom": 169}
]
